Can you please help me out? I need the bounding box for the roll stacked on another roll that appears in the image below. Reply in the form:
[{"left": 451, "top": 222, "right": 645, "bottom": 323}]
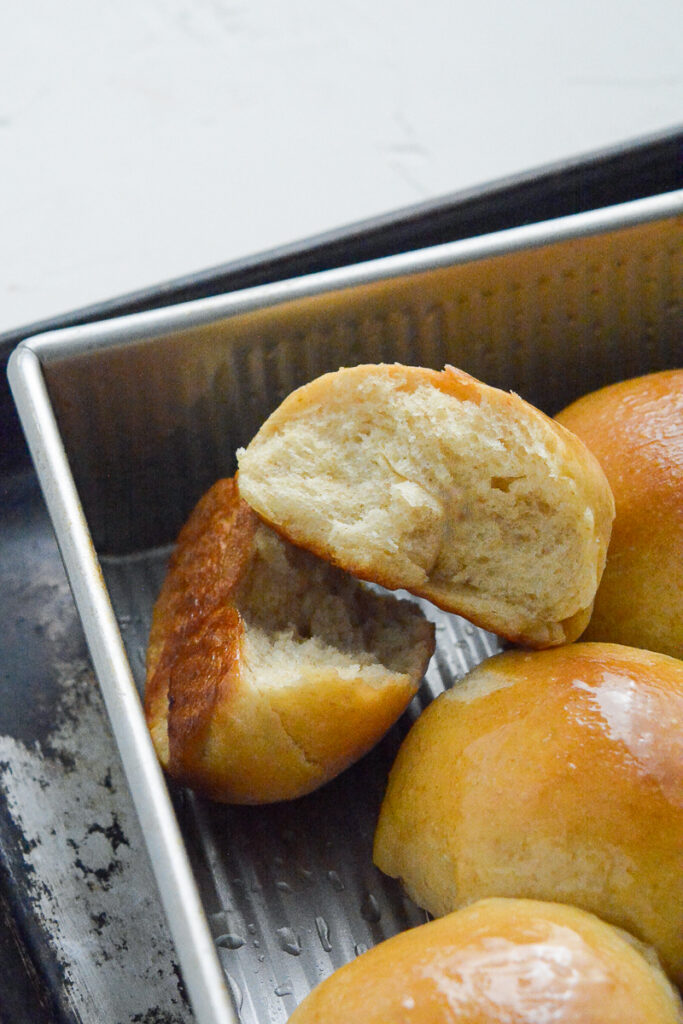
[{"left": 238, "top": 363, "right": 615, "bottom": 648}]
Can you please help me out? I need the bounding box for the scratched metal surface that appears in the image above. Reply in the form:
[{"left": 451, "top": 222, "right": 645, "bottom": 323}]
[
  {"left": 103, "top": 546, "right": 501, "bottom": 1022},
  {"left": 31, "top": 201, "right": 681, "bottom": 1023},
  {"left": 0, "top": 466, "right": 195, "bottom": 1024},
  {"left": 2, "top": 145, "right": 681, "bottom": 1023}
]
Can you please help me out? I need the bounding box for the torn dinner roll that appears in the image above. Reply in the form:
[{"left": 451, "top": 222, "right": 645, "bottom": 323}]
[
  {"left": 237, "top": 363, "right": 614, "bottom": 648},
  {"left": 145, "top": 477, "right": 434, "bottom": 804}
]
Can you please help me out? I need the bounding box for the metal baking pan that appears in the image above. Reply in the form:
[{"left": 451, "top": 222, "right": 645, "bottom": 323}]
[
  {"left": 7, "top": 179, "right": 683, "bottom": 1023},
  {"left": 2, "top": 131, "right": 679, "bottom": 1024}
]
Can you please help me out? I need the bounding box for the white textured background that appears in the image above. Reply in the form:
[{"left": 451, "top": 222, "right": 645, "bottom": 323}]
[{"left": 2, "top": 0, "right": 682, "bottom": 333}]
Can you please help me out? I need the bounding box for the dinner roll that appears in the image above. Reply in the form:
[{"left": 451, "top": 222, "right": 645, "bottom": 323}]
[
  {"left": 288, "top": 898, "right": 683, "bottom": 1024},
  {"left": 145, "top": 478, "right": 434, "bottom": 803},
  {"left": 373, "top": 643, "right": 683, "bottom": 984},
  {"left": 237, "top": 364, "right": 614, "bottom": 648},
  {"left": 556, "top": 369, "right": 683, "bottom": 658}
]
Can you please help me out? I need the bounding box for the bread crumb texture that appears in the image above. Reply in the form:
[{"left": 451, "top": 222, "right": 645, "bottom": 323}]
[
  {"left": 145, "top": 478, "right": 434, "bottom": 803},
  {"left": 238, "top": 364, "right": 614, "bottom": 648}
]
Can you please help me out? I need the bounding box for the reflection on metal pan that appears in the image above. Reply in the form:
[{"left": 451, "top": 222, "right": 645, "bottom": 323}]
[{"left": 8, "top": 188, "right": 683, "bottom": 1024}]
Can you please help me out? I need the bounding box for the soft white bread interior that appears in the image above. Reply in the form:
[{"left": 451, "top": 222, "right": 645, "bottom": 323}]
[
  {"left": 145, "top": 477, "right": 434, "bottom": 804},
  {"left": 237, "top": 363, "right": 614, "bottom": 648},
  {"left": 288, "top": 898, "right": 683, "bottom": 1024},
  {"left": 556, "top": 368, "right": 683, "bottom": 659},
  {"left": 373, "top": 642, "right": 683, "bottom": 985}
]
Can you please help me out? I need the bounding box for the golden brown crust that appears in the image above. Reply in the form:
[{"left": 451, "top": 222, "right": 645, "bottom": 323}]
[
  {"left": 289, "top": 898, "right": 683, "bottom": 1024},
  {"left": 145, "top": 477, "right": 434, "bottom": 803},
  {"left": 373, "top": 642, "right": 683, "bottom": 984},
  {"left": 556, "top": 369, "right": 683, "bottom": 658},
  {"left": 146, "top": 477, "right": 255, "bottom": 681},
  {"left": 145, "top": 478, "right": 257, "bottom": 788}
]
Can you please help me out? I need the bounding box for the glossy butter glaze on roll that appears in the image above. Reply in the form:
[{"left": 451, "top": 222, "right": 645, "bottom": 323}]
[
  {"left": 556, "top": 369, "right": 683, "bottom": 658},
  {"left": 238, "top": 364, "right": 615, "bottom": 648},
  {"left": 373, "top": 643, "right": 683, "bottom": 984},
  {"left": 288, "top": 899, "right": 683, "bottom": 1024}
]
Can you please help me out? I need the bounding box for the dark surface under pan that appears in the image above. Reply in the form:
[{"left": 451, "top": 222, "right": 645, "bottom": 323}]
[{"left": 1, "top": 128, "right": 681, "bottom": 1023}]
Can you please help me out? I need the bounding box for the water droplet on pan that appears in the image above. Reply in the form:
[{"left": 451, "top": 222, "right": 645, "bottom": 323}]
[
  {"left": 360, "top": 893, "right": 381, "bottom": 923},
  {"left": 276, "top": 927, "right": 302, "bottom": 956},
  {"left": 216, "top": 932, "right": 245, "bottom": 950},
  {"left": 275, "top": 981, "right": 293, "bottom": 997},
  {"left": 315, "top": 916, "right": 332, "bottom": 952},
  {"left": 327, "top": 870, "right": 344, "bottom": 891}
]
